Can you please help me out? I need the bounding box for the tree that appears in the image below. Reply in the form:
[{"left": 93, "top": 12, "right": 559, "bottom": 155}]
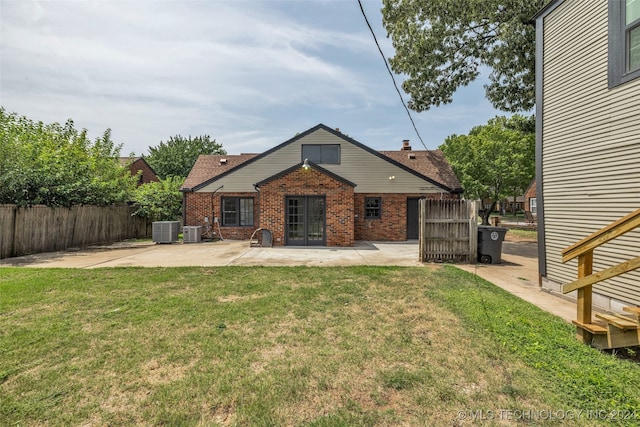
[
  {"left": 439, "top": 115, "right": 535, "bottom": 225},
  {"left": 131, "top": 176, "right": 184, "bottom": 222},
  {"left": 0, "top": 108, "right": 136, "bottom": 207},
  {"left": 145, "top": 135, "right": 225, "bottom": 180},
  {"left": 381, "top": 0, "right": 548, "bottom": 112}
]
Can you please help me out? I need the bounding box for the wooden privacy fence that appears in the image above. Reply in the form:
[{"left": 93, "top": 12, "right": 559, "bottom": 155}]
[
  {"left": 0, "top": 204, "right": 149, "bottom": 259},
  {"left": 419, "top": 199, "right": 477, "bottom": 263}
]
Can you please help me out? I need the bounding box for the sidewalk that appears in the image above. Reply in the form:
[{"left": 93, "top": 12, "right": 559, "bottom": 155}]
[{"left": 456, "top": 241, "right": 576, "bottom": 323}]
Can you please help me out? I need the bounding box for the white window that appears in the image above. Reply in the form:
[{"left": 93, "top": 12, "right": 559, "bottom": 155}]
[{"left": 530, "top": 198, "right": 537, "bottom": 215}]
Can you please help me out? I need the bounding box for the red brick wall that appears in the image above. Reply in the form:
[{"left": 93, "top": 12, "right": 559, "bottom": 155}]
[
  {"left": 184, "top": 191, "right": 259, "bottom": 240},
  {"left": 185, "top": 181, "right": 459, "bottom": 245},
  {"left": 354, "top": 193, "right": 459, "bottom": 241},
  {"left": 524, "top": 181, "right": 537, "bottom": 214},
  {"left": 130, "top": 158, "right": 159, "bottom": 185},
  {"left": 259, "top": 167, "right": 355, "bottom": 246}
]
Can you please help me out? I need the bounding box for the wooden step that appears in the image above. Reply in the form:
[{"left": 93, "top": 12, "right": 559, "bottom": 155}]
[
  {"left": 572, "top": 320, "right": 608, "bottom": 335},
  {"left": 623, "top": 306, "right": 640, "bottom": 316},
  {"left": 595, "top": 313, "right": 639, "bottom": 330}
]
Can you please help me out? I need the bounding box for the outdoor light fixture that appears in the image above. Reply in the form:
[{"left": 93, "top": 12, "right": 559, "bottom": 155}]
[
  {"left": 302, "top": 158, "right": 310, "bottom": 170},
  {"left": 388, "top": 175, "right": 395, "bottom": 180}
]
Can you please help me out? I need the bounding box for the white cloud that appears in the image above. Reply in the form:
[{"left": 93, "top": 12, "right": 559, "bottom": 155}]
[{"left": 1, "top": 0, "right": 506, "bottom": 155}]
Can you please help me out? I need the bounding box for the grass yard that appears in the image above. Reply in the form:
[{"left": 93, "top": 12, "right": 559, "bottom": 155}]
[{"left": 2, "top": 266, "right": 640, "bottom": 426}]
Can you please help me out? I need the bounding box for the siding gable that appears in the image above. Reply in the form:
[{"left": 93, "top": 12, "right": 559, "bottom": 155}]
[{"left": 194, "top": 124, "right": 453, "bottom": 194}]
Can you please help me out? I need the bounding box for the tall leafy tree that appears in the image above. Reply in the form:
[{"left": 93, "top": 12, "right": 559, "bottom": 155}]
[
  {"left": 145, "top": 135, "right": 226, "bottom": 180},
  {"left": 131, "top": 176, "right": 184, "bottom": 222},
  {"left": 439, "top": 115, "right": 535, "bottom": 225},
  {"left": 0, "top": 108, "right": 136, "bottom": 207},
  {"left": 382, "top": 0, "right": 548, "bottom": 112}
]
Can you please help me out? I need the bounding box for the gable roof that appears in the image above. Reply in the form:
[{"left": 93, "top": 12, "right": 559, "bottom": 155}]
[
  {"left": 182, "top": 124, "right": 462, "bottom": 193},
  {"left": 379, "top": 150, "right": 462, "bottom": 193}
]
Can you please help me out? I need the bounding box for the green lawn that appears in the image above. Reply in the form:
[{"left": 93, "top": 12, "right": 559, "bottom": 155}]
[{"left": 1, "top": 266, "right": 639, "bottom": 426}]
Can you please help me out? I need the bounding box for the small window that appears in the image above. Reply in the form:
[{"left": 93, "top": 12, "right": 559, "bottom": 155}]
[
  {"left": 365, "top": 197, "right": 381, "bottom": 219},
  {"left": 222, "top": 197, "right": 254, "bottom": 226},
  {"left": 530, "top": 198, "right": 537, "bottom": 215},
  {"left": 302, "top": 144, "right": 340, "bottom": 164},
  {"left": 609, "top": 0, "right": 640, "bottom": 87}
]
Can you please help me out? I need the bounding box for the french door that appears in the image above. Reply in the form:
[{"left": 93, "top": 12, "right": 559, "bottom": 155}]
[{"left": 286, "top": 196, "right": 325, "bottom": 246}]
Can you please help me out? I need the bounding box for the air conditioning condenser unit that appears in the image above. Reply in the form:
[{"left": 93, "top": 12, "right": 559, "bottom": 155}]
[
  {"left": 152, "top": 221, "right": 180, "bottom": 243},
  {"left": 183, "top": 226, "right": 202, "bottom": 243}
]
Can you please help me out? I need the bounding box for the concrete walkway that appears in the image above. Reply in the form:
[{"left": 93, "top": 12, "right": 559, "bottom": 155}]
[{"left": 0, "top": 238, "right": 578, "bottom": 323}]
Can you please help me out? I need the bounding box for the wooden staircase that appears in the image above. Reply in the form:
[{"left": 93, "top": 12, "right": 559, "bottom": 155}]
[{"left": 561, "top": 208, "right": 640, "bottom": 349}]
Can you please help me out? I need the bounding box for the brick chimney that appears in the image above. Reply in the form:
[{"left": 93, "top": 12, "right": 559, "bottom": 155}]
[{"left": 401, "top": 140, "right": 412, "bottom": 151}]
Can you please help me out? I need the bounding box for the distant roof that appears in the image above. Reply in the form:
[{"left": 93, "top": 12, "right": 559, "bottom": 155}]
[
  {"left": 182, "top": 154, "right": 257, "bottom": 190},
  {"left": 119, "top": 156, "right": 140, "bottom": 166},
  {"left": 380, "top": 150, "right": 462, "bottom": 192}
]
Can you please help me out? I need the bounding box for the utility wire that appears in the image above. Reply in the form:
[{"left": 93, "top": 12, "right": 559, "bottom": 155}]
[{"left": 357, "top": 0, "right": 428, "bottom": 150}]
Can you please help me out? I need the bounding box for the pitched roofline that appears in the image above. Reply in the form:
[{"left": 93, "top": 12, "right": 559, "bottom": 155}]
[
  {"left": 189, "top": 123, "right": 458, "bottom": 192},
  {"left": 531, "top": 0, "right": 563, "bottom": 21},
  {"left": 255, "top": 160, "right": 357, "bottom": 188}
]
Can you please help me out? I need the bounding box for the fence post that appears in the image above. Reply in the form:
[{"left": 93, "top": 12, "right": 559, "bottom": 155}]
[
  {"left": 469, "top": 200, "right": 477, "bottom": 263},
  {"left": 419, "top": 198, "right": 425, "bottom": 262}
]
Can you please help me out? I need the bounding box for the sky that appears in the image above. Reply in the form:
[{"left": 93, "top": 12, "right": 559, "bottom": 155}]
[{"left": 1, "top": 0, "right": 508, "bottom": 156}]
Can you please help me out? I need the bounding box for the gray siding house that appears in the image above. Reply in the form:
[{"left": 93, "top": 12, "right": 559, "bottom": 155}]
[{"left": 535, "top": 0, "right": 640, "bottom": 310}]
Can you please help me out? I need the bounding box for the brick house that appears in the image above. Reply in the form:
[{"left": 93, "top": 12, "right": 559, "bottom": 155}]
[
  {"left": 523, "top": 179, "right": 536, "bottom": 217},
  {"left": 181, "top": 124, "right": 462, "bottom": 246},
  {"left": 120, "top": 157, "right": 159, "bottom": 185}
]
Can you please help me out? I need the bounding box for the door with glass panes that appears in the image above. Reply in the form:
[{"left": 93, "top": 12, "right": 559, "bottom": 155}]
[{"left": 286, "top": 196, "right": 325, "bottom": 246}]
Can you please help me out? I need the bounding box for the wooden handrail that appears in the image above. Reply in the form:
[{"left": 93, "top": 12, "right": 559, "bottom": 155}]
[
  {"left": 560, "top": 207, "right": 640, "bottom": 345},
  {"left": 562, "top": 207, "right": 640, "bottom": 263},
  {"left": 563, "top": 255, "right": 640, "bottom": 293}
]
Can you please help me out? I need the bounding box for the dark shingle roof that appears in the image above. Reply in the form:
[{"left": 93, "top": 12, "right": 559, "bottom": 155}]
[{"left": 182, "top": 154, "right": 257, "bottom": 190}]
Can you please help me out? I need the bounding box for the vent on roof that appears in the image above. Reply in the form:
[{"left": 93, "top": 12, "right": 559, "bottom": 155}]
[
  {"left": 219, "top": 159, "right": 227, "bottom": 165},
  {"left": 408, "top": 153, "right": 416, "bottom": 159}
]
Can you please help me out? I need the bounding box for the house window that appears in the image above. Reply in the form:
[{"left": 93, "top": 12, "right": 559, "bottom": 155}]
[
  {"left": 530, "top": 197, "right": 537, "bottom": 215},
  {"left": 302, "top": 144, "right": 340, "bottom": 164},
  {"left": 629, "top": 0, "right": 640, "bottom": 70},
  {"left": 609, "top": 0, "right": 640, "bottom": 87},
  {"left": 365, "top": 197, "right": 381, "bottom": 219},
  {"left": 222, "top": 197, "right": 254, "bottom": 226}
]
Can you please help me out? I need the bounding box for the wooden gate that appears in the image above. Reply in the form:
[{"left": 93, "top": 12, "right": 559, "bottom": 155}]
[{"left": 419, "top": 199, "right": 477, "bottom": 263}]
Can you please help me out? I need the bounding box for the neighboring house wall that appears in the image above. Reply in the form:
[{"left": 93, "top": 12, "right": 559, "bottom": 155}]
[
  {"left": 537, "top": 0, "right": 640, "bottom": 309},
  {"left": 524, "top": 180, "right": 537, "bottom": 215},
  {"left": 120, "top": 157, "right": 159, "bottom": 185}
]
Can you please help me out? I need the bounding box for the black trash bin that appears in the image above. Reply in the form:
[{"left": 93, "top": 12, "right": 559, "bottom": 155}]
[{"left": 477, "top": 226, "right": 508, "bottom": 264}]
